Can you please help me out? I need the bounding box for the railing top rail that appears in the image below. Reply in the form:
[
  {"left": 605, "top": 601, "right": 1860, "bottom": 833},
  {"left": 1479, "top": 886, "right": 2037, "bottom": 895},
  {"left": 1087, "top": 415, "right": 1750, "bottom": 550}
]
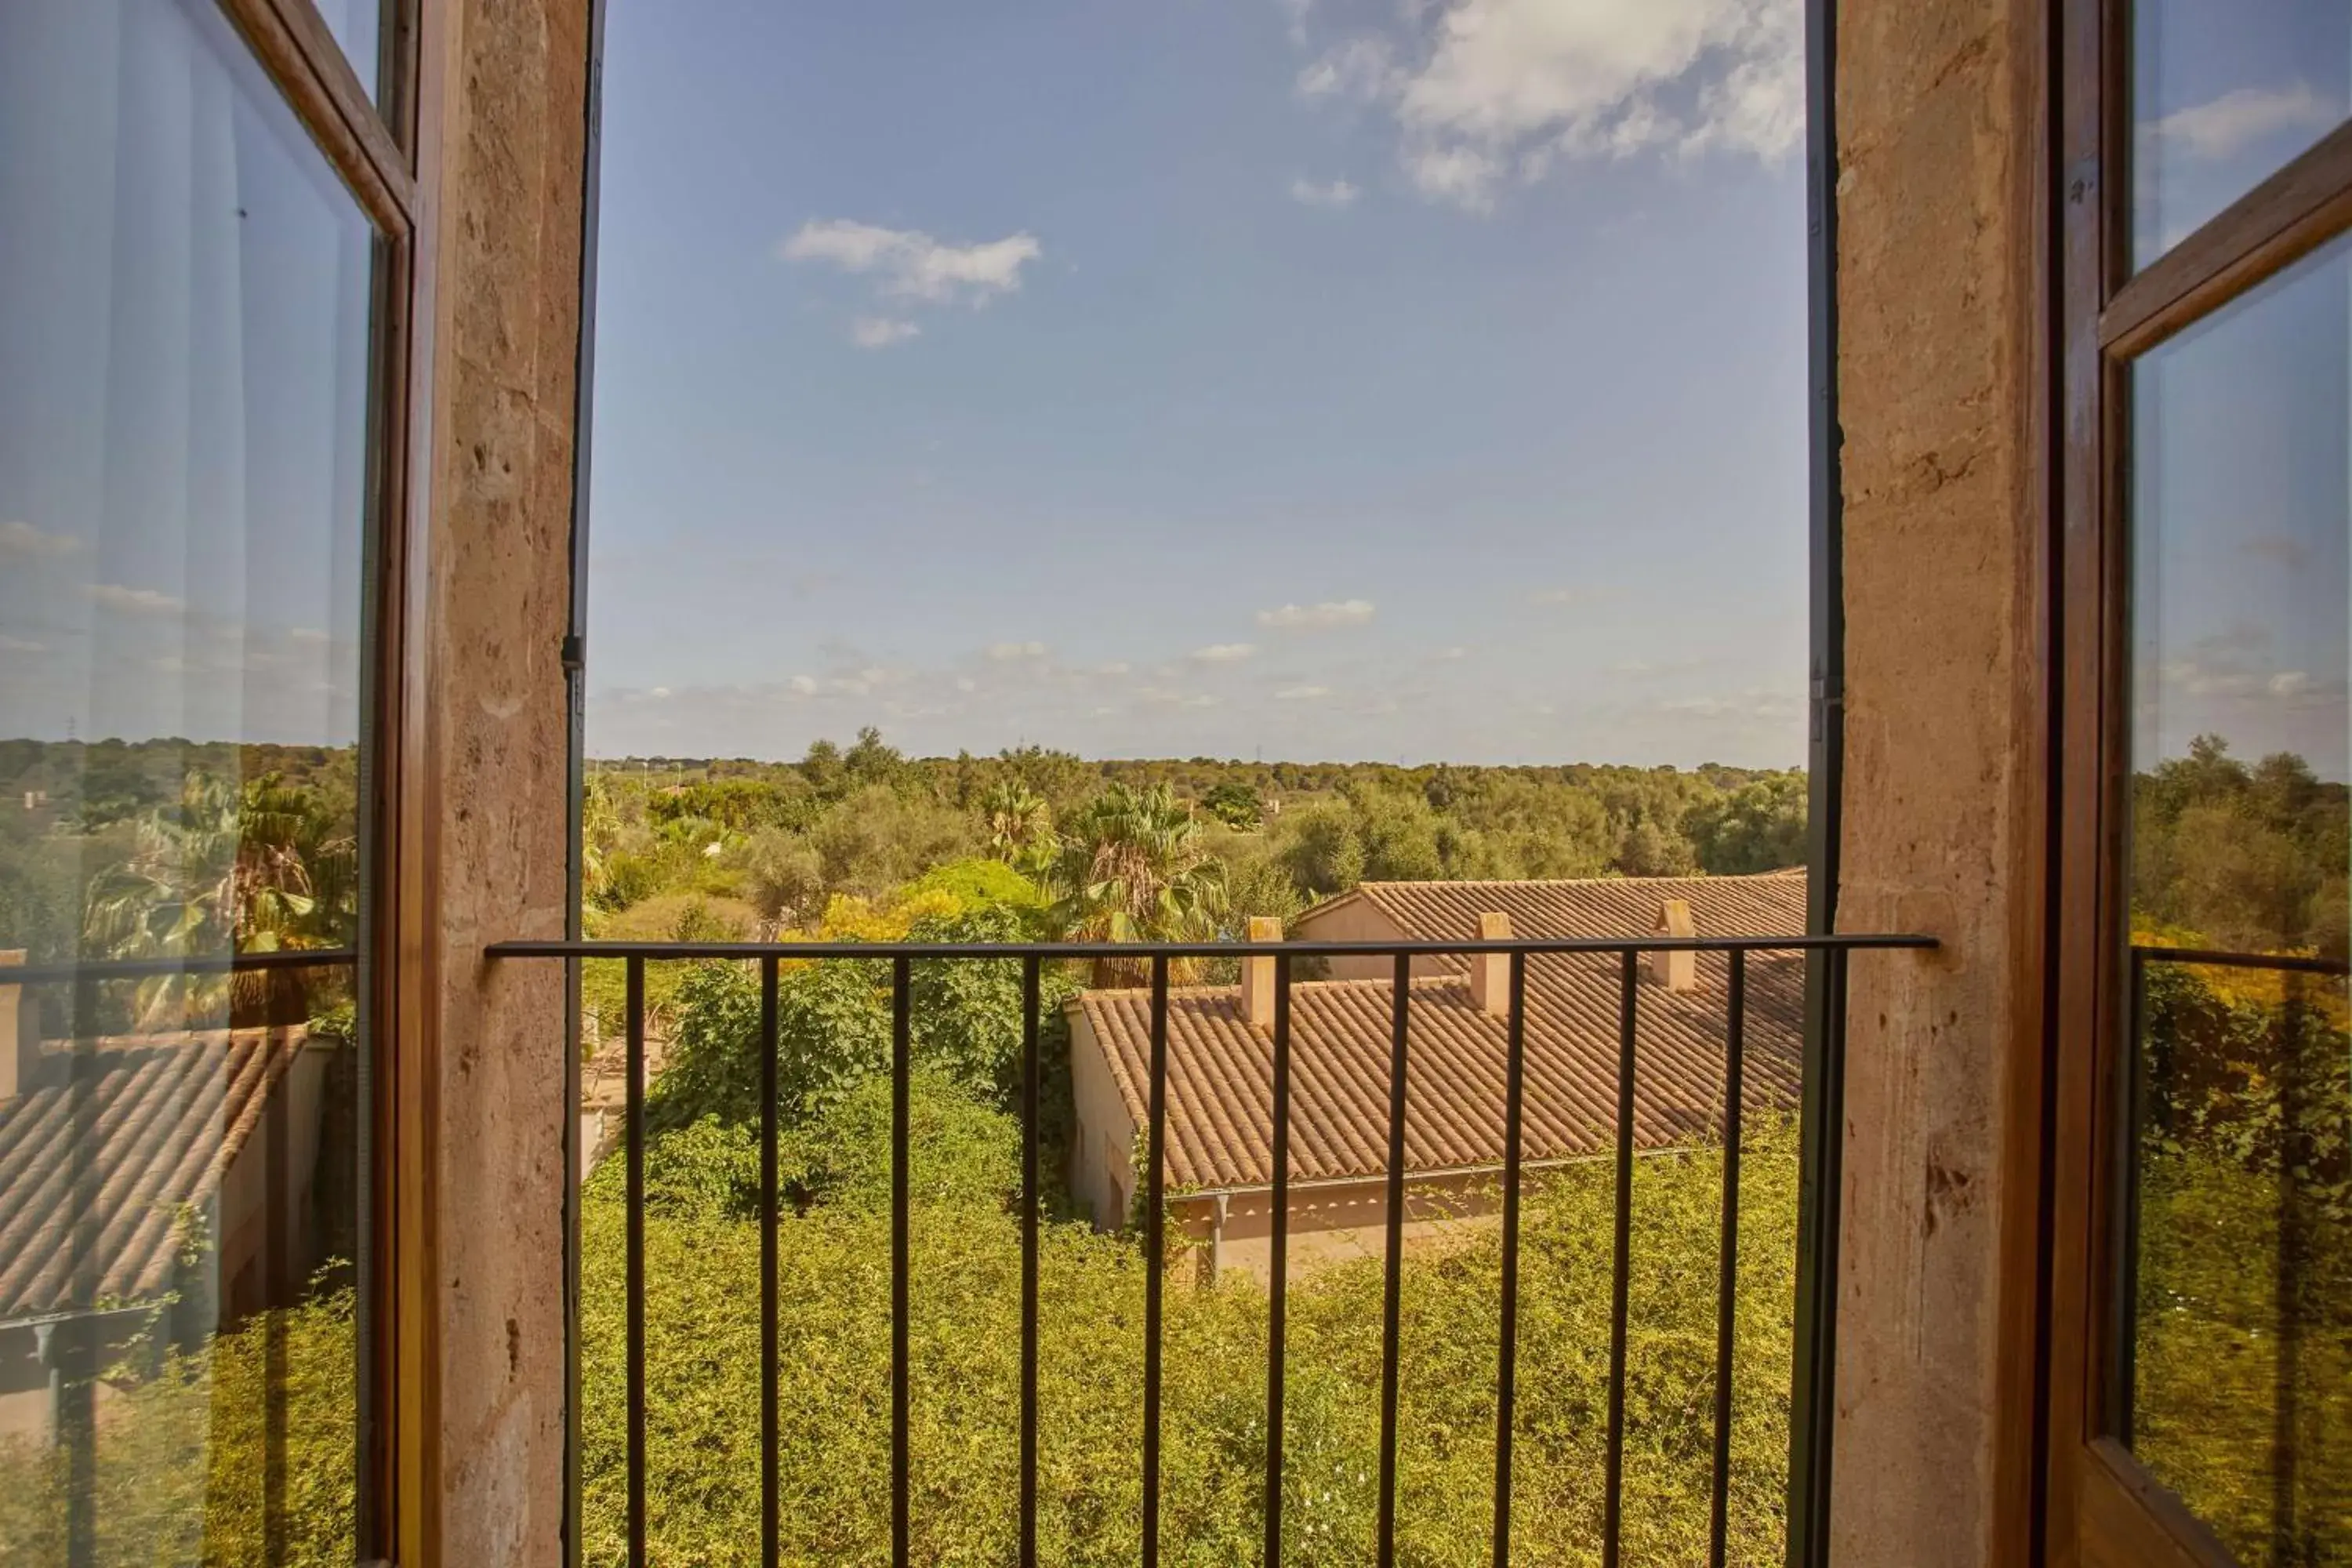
[
  {"left": 2130, "top": 944, "right": 2350, "bottom": 977},
  {"left": 2, "top": 948, "right": 361, "bottom": 987},
  {"left": 485, "top": 933, "right": 1937, "bottom": 962}
]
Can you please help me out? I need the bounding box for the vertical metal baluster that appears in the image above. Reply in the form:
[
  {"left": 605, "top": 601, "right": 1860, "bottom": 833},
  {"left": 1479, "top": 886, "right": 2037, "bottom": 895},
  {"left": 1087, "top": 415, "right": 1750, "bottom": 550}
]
[
  {"left": 64, "top": 972, "right": 97, "bottom": 1568},
  {"left": 1491, "top": 950, "right": 1528, "bottom": 1568},
  {"left": 760, "top": 955, "right": 781, "bottom": 1568},
  {"left": 2118, "top": 946, "right": 2146, "bottom": 1444},
  {"left": 626, "top": 956, "right": 646, "bottom": 1568},
  {"left": 2274, "top": 967, "right": 2306, "bottom": 1557},
  {"left": 891, "top": 956, "right": 913, "bottom": 1568},
  {"left": 265, "top": 1016, "right": 290, "bottom": 1565},
  {"left": 1602, "top": 949, "right": 1639, "bottom": 1568},
  {"left": 1020, "top": 955, "right": 1041, "bottom": 1568},
  {"left": 1143, "top": 955, "right": 1170, "bottom": 1566},
  {"left": 1376, "top": 953, "right": 1411, "bottom": 1568},
  {"left": 1264, "top": 954, "right": 1293, "bottom": 1567},
  {"left": 1707, "top": 950, "right": 1748, "bottom": 1568}
]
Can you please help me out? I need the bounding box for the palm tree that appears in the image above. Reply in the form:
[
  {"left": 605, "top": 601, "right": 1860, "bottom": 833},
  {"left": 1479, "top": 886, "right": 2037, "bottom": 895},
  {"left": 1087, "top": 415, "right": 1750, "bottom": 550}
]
[
  {"left": 982, "top": 780, "right": 1057, "bottom": 880},
  {"left": 84, "top": 771, "right": 357, "bottom": 1028},
  {"left": 1050, "top": 784, "right": 1225, "bottom": 984}
]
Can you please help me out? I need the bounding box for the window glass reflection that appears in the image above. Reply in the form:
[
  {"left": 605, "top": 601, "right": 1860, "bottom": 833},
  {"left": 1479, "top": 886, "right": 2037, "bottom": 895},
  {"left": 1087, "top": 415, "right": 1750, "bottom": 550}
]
[
  {"left": 2124, "top": 234, "right": 2352, "bottom": 1563},
  {"left": 0, "top": 0, "right": 375, "bottom": 1559},
  {"left": 314, "top": 0, "right": 383, "bottom": 104},
  {"left": 2132, "top": 1, "right": 2350, "bottom": 269}
]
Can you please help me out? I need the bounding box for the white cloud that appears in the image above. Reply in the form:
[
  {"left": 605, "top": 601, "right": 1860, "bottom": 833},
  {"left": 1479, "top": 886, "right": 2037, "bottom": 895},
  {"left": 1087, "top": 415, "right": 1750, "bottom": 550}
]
[
  {"left": 1289, "top": 176, "right": 1362, "bottom": 208},
  {"left": 788, "top": 675, "right": 821, "bottom": 695},
  {"left": 985, "top": 640, "right": 1050, "bottom": 661},
  {"left": 84, "top": 583, "right": 186, "bottom": 617},
  {"left": 1434, "top": 645, "right": 1470, "bottom": 660},
  {"left": 1661, "top": 689, "right": 1802, "bottom": 721},
  {"left": 1298, "top": 35, "right": 1402, "bottom": 100},
  {"left": 0, "top": 521, "right": 82, "bottom": 560},
  {"left": 2143, "top": 82, "right": 2337, "bottom": 164},
  {"left": 1258, "top": 598, "right": 1375, "bottom": 628},
  {"left": 1190, "top": 642, "right": 1258, "bottom": 662},
  {"left": 0, "top": 633, "right": 46, "bottom": 654},
  {"left": 1406, "top": 144, "right": 1505, "bottom": 208},
  {"left": 1528, "top": 585, "right": 1596, "bottom": 606},
  {"left": 1275, "top": 684, "right": 1333, "bottom": 701},
  {"left": 287, "top": 626, "right": 330, "bottom": 645},
  {"left": 1139, "top": 687, "right": 1220, "bottom": 709},
  {"left": 851, "top": 316, "right": 922, "bottom": 349},
  {"left": 781, "top": 219, "right": 1044, "bottom": 306},
  {"left": 651, "top": 686, "right": 673, "bottom": 699},
  {"left": 2269, "top": 670, "right": 2313, "bottom": 698},
  {"left": 1300, "top": 0, "right": 1804, "bottom": 210}
]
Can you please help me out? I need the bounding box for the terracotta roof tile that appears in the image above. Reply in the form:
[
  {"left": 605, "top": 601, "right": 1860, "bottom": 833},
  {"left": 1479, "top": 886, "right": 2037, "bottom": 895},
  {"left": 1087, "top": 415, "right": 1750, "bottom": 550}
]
[
  {"left": 0, "top": 1029, "right": 305, "bottom": 1323},
  {"left": 1299, "top": 869, "right": 1808, "bottom": 974},
  {"left": 1073, "top": 954, "right": 1802, "bottom": 1190}
]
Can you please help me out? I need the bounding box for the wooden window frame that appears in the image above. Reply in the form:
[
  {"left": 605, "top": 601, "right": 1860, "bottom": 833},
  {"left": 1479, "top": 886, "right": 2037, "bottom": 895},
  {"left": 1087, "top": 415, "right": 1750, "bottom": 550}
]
[
  {"left": 199, "top": 2, "right": 434, "bottom": 1560},
  {"left": 2048, "top": 2, "right": 2352, "bottom": 1565}
]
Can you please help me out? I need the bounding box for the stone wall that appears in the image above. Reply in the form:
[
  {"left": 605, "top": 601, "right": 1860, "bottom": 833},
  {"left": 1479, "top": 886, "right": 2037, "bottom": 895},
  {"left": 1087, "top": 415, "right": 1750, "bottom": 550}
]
[
  {"left": 415, "top": 0, "right": 591, "bottom": 1560},
  {"left": 1832, "top": 0, "right": 2045, "bottom": 1562}
]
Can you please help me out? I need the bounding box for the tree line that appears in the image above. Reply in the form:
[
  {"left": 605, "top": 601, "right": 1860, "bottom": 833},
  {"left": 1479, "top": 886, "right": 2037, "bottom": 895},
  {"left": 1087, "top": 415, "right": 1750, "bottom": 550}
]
[{"left": 579, "top": 729, "right": 1810, "bottom": 953}]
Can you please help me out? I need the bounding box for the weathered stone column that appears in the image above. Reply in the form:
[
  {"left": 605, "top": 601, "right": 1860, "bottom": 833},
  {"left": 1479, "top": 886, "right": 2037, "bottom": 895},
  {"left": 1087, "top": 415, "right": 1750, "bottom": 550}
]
[
  {"left": 410, "top": 0, "right": 592, "bottom": 1560},
  {"left": 1832, "top": 0, "right": 2049, "bottom": 1561}
]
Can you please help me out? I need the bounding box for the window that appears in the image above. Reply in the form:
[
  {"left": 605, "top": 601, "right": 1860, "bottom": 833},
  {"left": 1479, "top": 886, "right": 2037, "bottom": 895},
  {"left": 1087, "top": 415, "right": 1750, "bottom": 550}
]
[
  {"left": 0, "top": 0, "right": 416, "bottom": 1559},
  {"left": 2056, "top": 4, "right": 2352, "bottom": 1564}
]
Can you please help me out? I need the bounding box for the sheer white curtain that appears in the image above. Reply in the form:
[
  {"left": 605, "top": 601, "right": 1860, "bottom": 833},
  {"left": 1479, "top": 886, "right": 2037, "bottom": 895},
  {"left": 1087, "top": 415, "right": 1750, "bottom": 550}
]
[{"left": 0, "top": 2, "right": 368, "bottom": 1558}]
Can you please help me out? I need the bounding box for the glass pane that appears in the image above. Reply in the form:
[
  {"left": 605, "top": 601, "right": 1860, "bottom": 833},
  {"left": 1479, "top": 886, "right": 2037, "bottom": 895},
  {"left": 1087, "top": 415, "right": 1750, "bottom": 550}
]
[
  {"left": 313, "top": 0, "right": 383, "bottom": 104},
  {"left": 0, "top": 0, "right": 376, "bottom": 1560},
  {"left": 2124, "top": 234, "right": 2352, "bottom": 1563},
  {"left": 2132, "top": 1, "right": 2350, "bottom": 269}
]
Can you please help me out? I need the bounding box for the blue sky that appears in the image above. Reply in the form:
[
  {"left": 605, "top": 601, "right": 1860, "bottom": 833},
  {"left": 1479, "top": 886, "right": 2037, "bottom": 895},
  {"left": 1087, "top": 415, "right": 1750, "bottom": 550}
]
[
  {"left": 0, "top": 1, "right": 2343, "bottom": 773},
  {"left": 583, "top": 0, "right": 1819, "bottom": 767},
  {"left": 572, "top": 0, "right": 2349, "bottom": 770}
]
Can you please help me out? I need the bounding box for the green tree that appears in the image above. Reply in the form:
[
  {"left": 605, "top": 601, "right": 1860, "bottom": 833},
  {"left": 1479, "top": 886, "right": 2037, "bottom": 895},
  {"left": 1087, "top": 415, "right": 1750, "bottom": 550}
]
[
  {"left": 84, "top": 772, "right": 356, "bottom": 1026},
  {"left": 1051, "top": 784, "right": 1227, "bottom": 982},
  {"left": 1275, "top": 799, "right": 1364, "bottom": 898},
  {"left": 1200, "top": 779, "right": 1261, "bottom": 829},
  {"left": 1686, "top": 775, "right": 1809, "bottom": 875},
  {"left": 982, "top": 780, "right": 1057, "bottom": 879}
]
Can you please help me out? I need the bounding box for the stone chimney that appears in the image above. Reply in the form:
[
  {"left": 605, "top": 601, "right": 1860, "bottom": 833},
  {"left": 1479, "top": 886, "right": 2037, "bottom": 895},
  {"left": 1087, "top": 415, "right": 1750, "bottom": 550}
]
[
  {"left": 1650, "top": 899, "right": 1697, "bottom": 992},
  {"left": 1469, "top": 912, "right": 1512, "bottom": 1015},
  {"left": 0, "top": 950, "right": 35, "bottom": 1100},
  {"left": 1240, "top": 916, "right": 1283, "bottom": 1027}
]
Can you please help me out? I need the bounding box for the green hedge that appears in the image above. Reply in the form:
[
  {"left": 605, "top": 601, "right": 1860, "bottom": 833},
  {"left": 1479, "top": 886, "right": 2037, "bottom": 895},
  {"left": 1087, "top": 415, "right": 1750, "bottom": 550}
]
[{"left": 583, "top": 1084, "right": 1802, "bottom": 1567}]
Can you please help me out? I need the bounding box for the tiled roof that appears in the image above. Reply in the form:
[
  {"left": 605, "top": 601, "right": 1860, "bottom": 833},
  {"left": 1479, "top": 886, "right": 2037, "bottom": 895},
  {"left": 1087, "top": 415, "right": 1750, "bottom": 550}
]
[
  {"left": 1071, "top": 954, "right": 1803, "bottom": 1190},
  {"left": 0, "top": 1029, "right": 305, "bottom": 1323},
  {"left": 1298, "top": 868, "right": 1809, "bottom": 973}
]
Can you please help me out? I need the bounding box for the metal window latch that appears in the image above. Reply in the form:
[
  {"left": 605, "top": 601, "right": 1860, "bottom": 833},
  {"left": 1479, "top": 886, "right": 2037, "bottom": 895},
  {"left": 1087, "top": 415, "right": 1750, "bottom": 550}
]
[{"left": 1809, "top": 673, "right": 1843, "bottom": 742}]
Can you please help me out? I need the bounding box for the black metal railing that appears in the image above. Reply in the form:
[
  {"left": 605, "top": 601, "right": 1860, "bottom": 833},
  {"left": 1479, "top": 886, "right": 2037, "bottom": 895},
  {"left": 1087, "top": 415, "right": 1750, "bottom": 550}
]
[
  {"left": 2116, "top": 943, "right": 2350, "bottom": 1463},
  {"left": 489, "top": 929, "right": 1935, "bottom": 1568}
]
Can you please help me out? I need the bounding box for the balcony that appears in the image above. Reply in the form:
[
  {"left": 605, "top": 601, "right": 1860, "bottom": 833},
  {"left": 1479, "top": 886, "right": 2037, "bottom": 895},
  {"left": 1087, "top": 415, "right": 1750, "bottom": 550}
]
[{"left": 488, "top": 927, "right": 1934, "bottom": 1565}]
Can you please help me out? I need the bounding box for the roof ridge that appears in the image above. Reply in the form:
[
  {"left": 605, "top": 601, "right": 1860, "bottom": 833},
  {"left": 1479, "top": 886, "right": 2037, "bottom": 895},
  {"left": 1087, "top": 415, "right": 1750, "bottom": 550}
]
[{"left": 1358, "top": 868, "right": 1806, "bottom": 890}]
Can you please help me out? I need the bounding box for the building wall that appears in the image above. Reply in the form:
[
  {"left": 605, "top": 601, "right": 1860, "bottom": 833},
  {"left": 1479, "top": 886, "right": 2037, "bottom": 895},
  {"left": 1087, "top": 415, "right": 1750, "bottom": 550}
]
[
  {"left": 1290, "top": 898, "right": 1428, "bottom": 981},
  {"left": 1833, "top": 0, "right": 2045, "bottom": 1561},
  {"left": 1171, "top": 1170, "right": 1516, "bottom": 1286},
  {"left": 215, "top": 1037, "right": 332, "bottom": 1319},
  {"left": 413, "top": 0, "right": 593, "bottom": 1561},
  {"left": 1066, "top": 1007, "right": 1141, "bottom": 1228}
]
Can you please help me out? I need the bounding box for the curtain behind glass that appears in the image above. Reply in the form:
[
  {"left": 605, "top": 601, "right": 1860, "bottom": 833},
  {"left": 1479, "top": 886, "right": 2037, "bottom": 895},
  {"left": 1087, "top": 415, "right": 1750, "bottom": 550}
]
[{"left": 0, "top": 1, "right": 374, "bottom": 1561}]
